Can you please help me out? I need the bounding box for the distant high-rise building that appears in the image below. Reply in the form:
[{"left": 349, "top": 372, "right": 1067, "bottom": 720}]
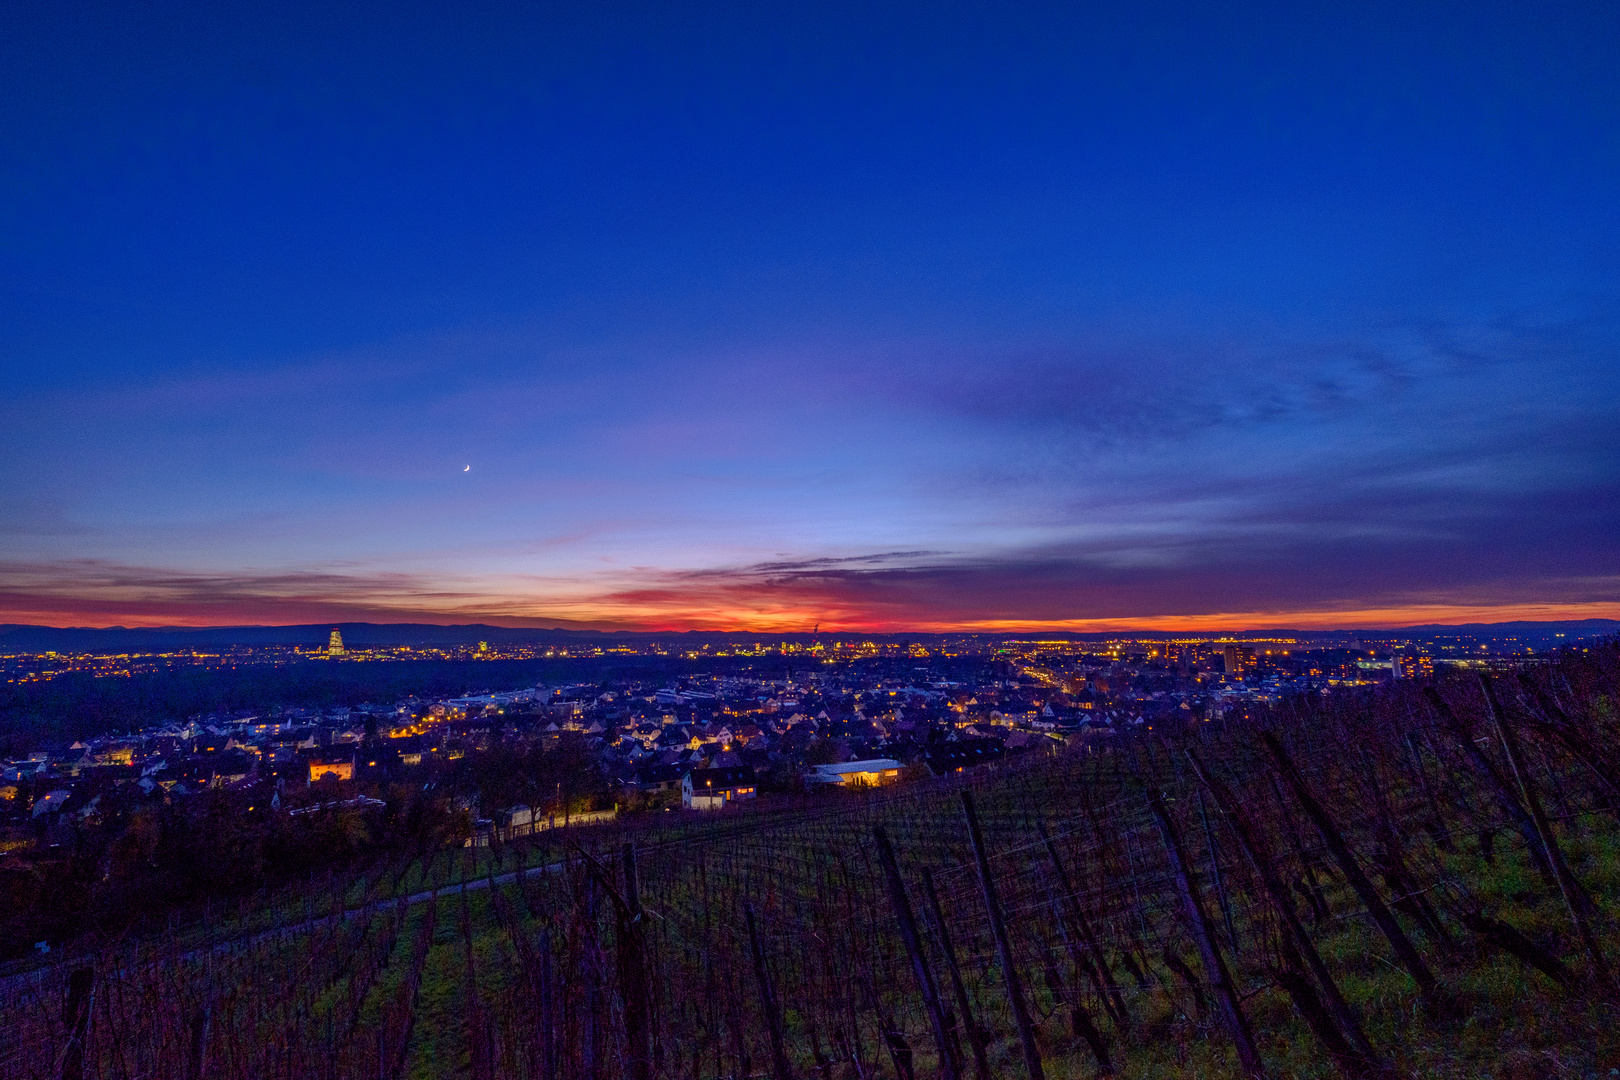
[
  {"left": 1394, "top": 652, "right": 1432, "bottom": 680},
  {"left": 1223, "top": 643, "right": 1255, "bottom": 675},
  {"left": 327, "top": 629, "right": 345, "bottom": 655}
]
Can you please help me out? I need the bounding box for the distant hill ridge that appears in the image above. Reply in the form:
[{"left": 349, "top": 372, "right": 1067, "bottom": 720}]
[
  {"left": 1, "top": 618, "right": 1614, "bottom": 652},
  {"left": 0, "top": 622, "right": 615, "bottom": 651}
]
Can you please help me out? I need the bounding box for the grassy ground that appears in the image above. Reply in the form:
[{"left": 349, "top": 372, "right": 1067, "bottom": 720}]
[
  {"left": 375, "top": 743, "right": 1620, "bottom": 1080},
  {"left": 9, "top": 663, "right": 1620, "bottom": 1080}
]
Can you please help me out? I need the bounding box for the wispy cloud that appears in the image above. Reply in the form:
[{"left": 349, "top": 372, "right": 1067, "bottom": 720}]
[
  {"left": 2, "top": 296, "right": 1615, "bottom": 631},
  {"left": 0, "top": 560, "right": 609, "bottom": 629},
  {"left": 574, "top": 540, "right": 1620, "bottom": 631},
  {"left": 4, "top": 531, "right": 1618, "bottom": 631}
]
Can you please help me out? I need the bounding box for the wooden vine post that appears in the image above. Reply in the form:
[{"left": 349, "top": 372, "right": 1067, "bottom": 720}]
[
  {"left": 1185, "top": 749, "right": 1378, "bottom": 1068},
  {"left": 187, "top": 1004, "right": 212, "bottom": 1080},
  {"left": 565, "top": 839, "right": 655, "bottom": 1080},
  {"left": 921, "top": 868, "right": 993, "bottom": 1080},
  {"left": 538, "top": 928, "right": 558, "bottom": 1080},
  {"left": 874, "top": 825, "right": 964, "bottom": 1080},
  {"left": 1424, "top": 688, "right": 1557, "bottom": 885},
  {"left": 61, "top": 966, "right": 94, "bottom": 1080},
  {"left": 960, "top": 790, "right": 1045, "bottom": 1080},
  {"left": 1146, "top": 788, "right": 1266, "bottom": 1079},
  {"left": 1262, "top": 730, "right": 1449, "bottom": 1015},
  {"left": 619, "top": 843, "right": 654, "bottom": 1080},
  {"left": 1037, "top": 821, "right": 1130, "bottom": 1032},
  {"left": 746, "top": 902, "right": 795, "bottom": 1080},
  {"left": 1479, "top": 676, "right": 1612, "bottom": 991}
]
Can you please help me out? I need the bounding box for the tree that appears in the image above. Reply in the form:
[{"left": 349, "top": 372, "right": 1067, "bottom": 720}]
[{"left": 803, "top": 738, "right": 843, "bottom": 766}]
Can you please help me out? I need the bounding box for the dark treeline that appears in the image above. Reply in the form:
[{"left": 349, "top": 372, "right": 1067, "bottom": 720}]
[
  {"left": 0, "top": 650, "right": 1008, "bottom": 752},
  {"left": 0, "top": 656, "right": 737, "bottom": 751},
  {"left": 0, "top": 780, "right": 458, "bottom": 954},
  {"left": 0, "top": 733, "right": 607, "bottom": 959}
]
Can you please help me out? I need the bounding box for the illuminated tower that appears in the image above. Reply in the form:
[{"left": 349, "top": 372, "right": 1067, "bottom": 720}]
[
  {"left": 327, "top": 629, "right": 345, "bottom": 655},
  {"left": 1223, "top": 643, "right": 1255, "bottom": 675}
]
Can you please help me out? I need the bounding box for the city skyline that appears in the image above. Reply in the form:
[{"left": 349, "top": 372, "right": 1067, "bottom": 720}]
[{"left": 4, "top": 1, "right": 1618, "bottom": 632}]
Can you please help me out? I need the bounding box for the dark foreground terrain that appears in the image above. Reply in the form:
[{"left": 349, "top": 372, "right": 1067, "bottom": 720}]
[{"left": 4, "top": 645, "right": 1619, "bottom": 1079}]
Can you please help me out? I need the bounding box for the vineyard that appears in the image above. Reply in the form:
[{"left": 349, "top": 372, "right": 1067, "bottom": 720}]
[{"left": 4, "top": 646, "right": 1620, "bottom": 1079}]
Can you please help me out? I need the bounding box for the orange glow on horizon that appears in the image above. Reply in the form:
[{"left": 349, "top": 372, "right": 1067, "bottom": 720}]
[{"left": 3, "top": 598, "right": 1616, "bottom": 634}]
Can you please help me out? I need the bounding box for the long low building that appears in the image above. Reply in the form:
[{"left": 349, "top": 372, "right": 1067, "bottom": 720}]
[{"left": 806, "top": 758, "right": 903, "bottom": 786}]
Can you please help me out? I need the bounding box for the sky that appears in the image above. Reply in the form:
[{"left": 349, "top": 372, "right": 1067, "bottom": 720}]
[{"left": 2, "top": 0, "right": 1619, "bottom": 632}]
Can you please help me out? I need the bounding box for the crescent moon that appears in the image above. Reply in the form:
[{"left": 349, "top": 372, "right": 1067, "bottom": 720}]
[{"left": 463, "top": 465, "right": 471, "bottom": 472}]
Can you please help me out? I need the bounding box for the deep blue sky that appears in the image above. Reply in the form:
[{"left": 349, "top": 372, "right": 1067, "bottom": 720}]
[{"left": 3, "top": 0, "right": 1618, "bottom": 629}]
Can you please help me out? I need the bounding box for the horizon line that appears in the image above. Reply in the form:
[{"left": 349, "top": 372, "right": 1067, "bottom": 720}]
[{"left": 5, "top": 615, "right": 1617, "bottom": 637}]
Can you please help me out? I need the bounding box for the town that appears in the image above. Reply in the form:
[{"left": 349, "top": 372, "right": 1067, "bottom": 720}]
[{"left": 0, "top": 625, "right": 1563, "bottom": 852}]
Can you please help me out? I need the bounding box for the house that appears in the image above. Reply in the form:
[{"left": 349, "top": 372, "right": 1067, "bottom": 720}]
[
  {"left": 308, "top": 756, "right": 354, "bottom": 783},
  {"left": 494, "top": 805, "right": 536, "bottom": 840},
  {"left": 389, "top": 735, "right": 426, "bottom": 766},
  {"left": 925, "top": 738, "right": 1006, "bottom": 775},
  {"left": 807, "top": 758, "right": 903, "bottom": 787},
  {"left": 31, "top": 789, "right": 73, "bottom": 818},
  {"left": 94, "top": 742, "right": 137, "bottom": 765},
  {"left": 1004, "top": 730, "right": 1059, "bottom": 750},
  {"left": 192, "top": 750, "right": 255, "bottom": 788},
  {"left": 632, "top": 762, "right": 686, "bottom": 794},
  {"left": 682, "top": 766, "right": 757, "bottom": 810}
]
